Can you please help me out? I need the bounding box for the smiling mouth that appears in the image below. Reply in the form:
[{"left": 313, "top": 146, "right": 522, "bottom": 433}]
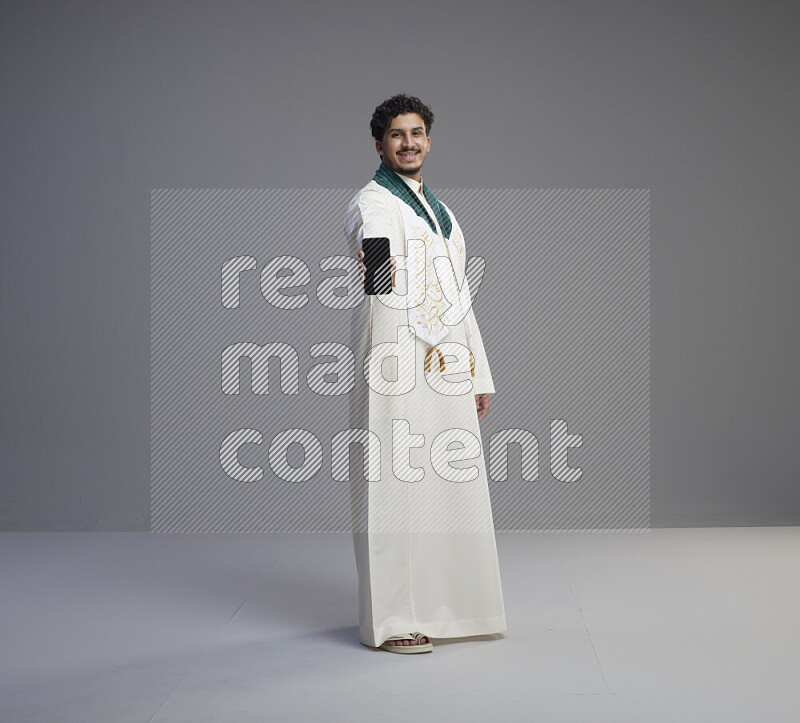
[{"left": 398, "top": 152, "right": 418, "bottom": 160}]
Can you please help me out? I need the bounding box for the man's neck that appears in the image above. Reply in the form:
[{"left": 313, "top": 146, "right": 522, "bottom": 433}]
[
  {"left": 392, "top": 168, "right": 422, "bottom": 184},
  {"left": 392, "top": 169, "right": 422, "bottom": 187}
]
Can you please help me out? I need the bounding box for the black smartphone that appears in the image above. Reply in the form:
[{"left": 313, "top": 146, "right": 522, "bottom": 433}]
[{"left": 362, "top": 237, "right": 392, "bottom": 295}]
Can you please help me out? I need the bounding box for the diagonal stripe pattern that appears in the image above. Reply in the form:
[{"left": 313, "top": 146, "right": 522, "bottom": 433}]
[{"left": 151, "top": 188, "right": 649, "bottom": 533}]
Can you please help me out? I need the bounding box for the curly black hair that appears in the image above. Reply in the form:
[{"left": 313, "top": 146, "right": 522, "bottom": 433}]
[{"left": 370, "top": 93, "right": 434, "bottom": 142}]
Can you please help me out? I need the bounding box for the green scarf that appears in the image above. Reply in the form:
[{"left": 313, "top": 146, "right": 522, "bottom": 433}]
[{"left": 373, "top": 161, "right": 453, "bottom": 240}]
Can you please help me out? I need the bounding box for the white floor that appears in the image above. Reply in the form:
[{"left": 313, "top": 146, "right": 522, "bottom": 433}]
[{"left": 0, "top": 528, "right": 798, "bottom": 722}]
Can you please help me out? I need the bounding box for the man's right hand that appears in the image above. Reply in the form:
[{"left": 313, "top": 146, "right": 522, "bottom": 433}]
[{"left": 357, "top": 249, "right": 397, "bottom": 288}]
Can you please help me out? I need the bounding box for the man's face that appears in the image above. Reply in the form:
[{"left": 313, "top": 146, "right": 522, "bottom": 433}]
[{"left": 375, "top": 112, "right": 431, "bottom": 180}]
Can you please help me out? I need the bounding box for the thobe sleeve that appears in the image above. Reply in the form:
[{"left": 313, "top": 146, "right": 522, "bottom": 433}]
[
  {"left": 345, "top": 187, "right": 409, "bottom": 296},
  {"left": 345, "top": 187, "right": 397, "bottom": 250},
  {"left": 464, "top": 302, "right": 496, "bottom": 395}
]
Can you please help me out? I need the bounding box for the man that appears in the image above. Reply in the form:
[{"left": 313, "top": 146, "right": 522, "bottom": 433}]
[{"left": 344, "top": 94, "right": 507, "bottom": 654}]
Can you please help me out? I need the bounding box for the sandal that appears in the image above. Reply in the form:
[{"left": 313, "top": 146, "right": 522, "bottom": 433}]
[{"left": 379, "top": 632, "right": 433, "bottom": 654}]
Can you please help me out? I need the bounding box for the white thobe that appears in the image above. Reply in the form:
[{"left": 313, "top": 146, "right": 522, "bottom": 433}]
[{"left": 344, "top": 169, "right": 507, "bottom": 648}]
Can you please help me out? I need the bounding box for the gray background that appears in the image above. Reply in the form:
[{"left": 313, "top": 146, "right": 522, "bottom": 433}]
[{"left": 1, "top": 0, "right": 797, "bottom": 530}]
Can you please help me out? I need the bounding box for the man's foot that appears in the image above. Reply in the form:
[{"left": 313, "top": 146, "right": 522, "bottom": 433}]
[
  {"left": 385, "top": 634, "right": 428, "bottom": 647},
  {"left": 378, "top": 632, "right": 432, "bottom": 653}
]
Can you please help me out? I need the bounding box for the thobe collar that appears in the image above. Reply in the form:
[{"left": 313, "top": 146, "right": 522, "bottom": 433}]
[
  {"left": 397, "top": 172, "right": 424, "bottom": 196},
  {"left": 373, "top": 160, "right": 453, "bottom": 240},
  {"left": 397, "top": 174, "right": 439, "bottom": 233}
]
